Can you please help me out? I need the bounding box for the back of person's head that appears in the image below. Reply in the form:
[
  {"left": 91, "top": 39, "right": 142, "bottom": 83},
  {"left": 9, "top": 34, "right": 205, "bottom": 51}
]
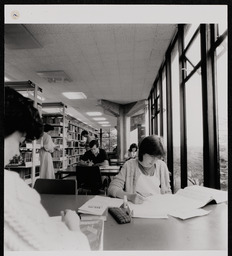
[
  {"left": 4, "top": 87, "right": 43, "bottom": 140},
  {"left": 129, "top": 143, "right": 138, "bottom": 152},
  {"left": 81, "top": 130, "right": 88, "bottom": 137},
  {"left": 44, "top": 124, "right": 54, "bottom": 132},
  {"left": 138, "top": 135, "right": 165, "bottom": 161},
  {"left": 89, "top": 139, "right": 99, "bottom": 148}
]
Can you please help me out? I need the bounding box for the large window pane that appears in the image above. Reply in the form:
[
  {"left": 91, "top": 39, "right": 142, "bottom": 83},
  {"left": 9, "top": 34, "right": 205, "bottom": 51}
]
[
  {"left": 216, "top": 37, "right": 228, "bottom": 191},
  {"left": 185, "top": 70, "right": 203, "bottom": 186},
  {"left": 162, "top": 70, "right": 167, "bottom": 160},
  {"left": 171, "top": 44, "right": 181, "bottom": 193}
]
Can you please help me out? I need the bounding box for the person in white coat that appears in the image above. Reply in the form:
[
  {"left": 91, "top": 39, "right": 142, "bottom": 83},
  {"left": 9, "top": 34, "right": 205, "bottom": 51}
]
[{"left": 40, "top": 124, "right": 57, "bottom": 179}]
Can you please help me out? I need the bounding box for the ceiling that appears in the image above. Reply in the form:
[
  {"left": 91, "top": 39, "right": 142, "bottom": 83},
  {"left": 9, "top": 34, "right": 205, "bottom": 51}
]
[{"left": 4, "top": 24, "right": 177, "bottom": 131}]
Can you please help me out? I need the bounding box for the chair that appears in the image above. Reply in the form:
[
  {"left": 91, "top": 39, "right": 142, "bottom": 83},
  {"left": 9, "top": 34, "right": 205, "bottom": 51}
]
[
  {"left": 34, "top": 178, "right": 77, "bottom": 194},
  {"left": 76, "top": 166, "right": 104, "bottom": 195}
]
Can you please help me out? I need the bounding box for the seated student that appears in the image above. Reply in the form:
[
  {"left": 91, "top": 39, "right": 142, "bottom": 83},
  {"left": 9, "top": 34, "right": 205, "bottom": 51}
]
[
  {"left": 108, "top": 135, "right": 171, "bottom": 204},
  {"left": 80, "top": 140, "right": 109, "bottom": 166},
  {"left": 124, "top": 143, "right": 138, "bottom": 160},
  {"left": 80, "top": 130, "right": 95, "bottom": 151},
  {"left": 4, "top": 87, "right": 90, "bottom": 251}
]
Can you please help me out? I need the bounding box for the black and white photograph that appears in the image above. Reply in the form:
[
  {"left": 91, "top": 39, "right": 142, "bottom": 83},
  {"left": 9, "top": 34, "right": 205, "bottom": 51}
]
[{"left": 3, "top": 3, "right": 228, "bottom": 256}]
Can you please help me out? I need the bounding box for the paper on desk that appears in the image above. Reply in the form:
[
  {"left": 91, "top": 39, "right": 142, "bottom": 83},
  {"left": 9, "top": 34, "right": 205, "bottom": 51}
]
[
  {"left": 78, "top": 196, "right": 123, "bottom": 215},
  {"left": 168, "top": 208, "right": 211, "bottom": 220}
]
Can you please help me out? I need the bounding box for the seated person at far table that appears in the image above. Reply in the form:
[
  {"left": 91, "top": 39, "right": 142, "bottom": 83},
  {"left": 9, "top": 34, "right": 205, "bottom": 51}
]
[
  {"left": 124, "top": 143, "right": 138, "bottom": 160},
  {"left": 108, "top": 135, "right": 171, "bottom": 204},
  {"left": 80, "top": 140, "right": 109, "bottom": 167}
]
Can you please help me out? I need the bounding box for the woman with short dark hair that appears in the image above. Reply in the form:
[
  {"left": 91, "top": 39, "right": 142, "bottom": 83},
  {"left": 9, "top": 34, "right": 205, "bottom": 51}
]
[
  {"left": 108, "top": 135, "right": 171, "bottom": 204},
  {"left": 124, "top": 143, "right": 138, "bottom": 160}
]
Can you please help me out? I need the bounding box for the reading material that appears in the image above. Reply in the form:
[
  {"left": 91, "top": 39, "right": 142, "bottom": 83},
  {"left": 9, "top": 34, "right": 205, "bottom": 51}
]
[
  {"left": 78, "top": 196, "right": 123, "bottom": 215},
  {"left": 128, "top": 185, "right": 227, "bottom": 219}
]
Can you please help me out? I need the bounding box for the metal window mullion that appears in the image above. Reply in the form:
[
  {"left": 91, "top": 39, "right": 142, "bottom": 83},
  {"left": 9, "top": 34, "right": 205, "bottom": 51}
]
[
  {"left": 166, "top": 51, "right": 174, "bottom": 191},
  {"left": 200, "top": 24, "right": 220, "bottom": 189},
  {"left": 159, "top": 74, "right": 164, "bottom": 137},
  {"left": 178, "top": 24, "right": 188, "bottom": 188}
]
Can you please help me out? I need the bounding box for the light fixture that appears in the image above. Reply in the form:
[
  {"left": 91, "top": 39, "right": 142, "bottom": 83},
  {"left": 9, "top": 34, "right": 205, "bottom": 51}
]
[
  {"left": 42, "top": 107, "right": 62, "bottom": 114},
  {"left": 86, "top": 112, "right": 102, "bottom": 116},
  {"left": 62, "top": 92, "right": 87, "bottom": 99},
  {"left": 98, "top": 121, "right": 109, "bottom": 124},
  {"left": 93, "top": 117, "right": 106, "bottom": 121},
  {"left": 101, "top": 124, "right": 111, "bottom": 127}
]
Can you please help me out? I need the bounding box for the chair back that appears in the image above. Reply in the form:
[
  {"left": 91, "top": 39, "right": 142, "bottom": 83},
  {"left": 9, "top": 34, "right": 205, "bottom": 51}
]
[
  {"left": 34, "top": 178, "right": 77, "bottom": 194},
  {"left": 76, "top": 166, "right": 102, "bottom": 194}
]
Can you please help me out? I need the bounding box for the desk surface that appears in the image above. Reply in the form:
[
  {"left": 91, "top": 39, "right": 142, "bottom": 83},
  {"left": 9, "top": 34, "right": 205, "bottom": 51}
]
[{"left": 40, "top": 194, "right": 227, "bottom": 251}]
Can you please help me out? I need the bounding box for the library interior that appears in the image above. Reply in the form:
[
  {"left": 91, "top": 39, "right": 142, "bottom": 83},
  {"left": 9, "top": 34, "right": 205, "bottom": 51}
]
[{"left": 4, "top": 12, "right": 228, "bottom": 253}]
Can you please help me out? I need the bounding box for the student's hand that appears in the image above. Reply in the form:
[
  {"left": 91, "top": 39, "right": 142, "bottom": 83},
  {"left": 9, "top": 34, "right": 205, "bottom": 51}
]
[
  {"left": 127, "top": 193, "right": 144, "bottom": 204},
  {"left": 87, "top": 160, "right": 94, "bottom": 166},
  {"left": 61, "top": 209, "right": 80, "bottom": 231}
]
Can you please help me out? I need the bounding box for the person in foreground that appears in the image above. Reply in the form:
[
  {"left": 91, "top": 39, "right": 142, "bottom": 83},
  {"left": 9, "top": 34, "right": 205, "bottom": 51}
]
[
  {"left": 4, "top": 87, "right": 90, "bottom": 251},
  {"left": 108, "top": 135, "right": 171, "bottom": 204}
]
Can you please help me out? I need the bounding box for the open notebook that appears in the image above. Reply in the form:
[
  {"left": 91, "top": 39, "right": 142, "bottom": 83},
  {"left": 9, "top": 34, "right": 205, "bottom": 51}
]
[{"left": 128, "top": 185, "right": 227, "bottom": 219}]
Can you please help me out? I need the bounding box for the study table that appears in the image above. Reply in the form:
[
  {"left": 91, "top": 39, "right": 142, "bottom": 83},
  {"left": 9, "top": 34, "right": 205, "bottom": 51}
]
[
  {"left": 56, "top": 165, "right": 120, "bottom": 179},
  {"left": 40, "top": 194, "right": 228, "bottom": 251}
]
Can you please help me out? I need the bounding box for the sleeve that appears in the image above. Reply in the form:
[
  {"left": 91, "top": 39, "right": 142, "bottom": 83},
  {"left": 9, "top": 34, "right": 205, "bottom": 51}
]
[
  {"left": 43, "top": 133, "right": 55, "bottom": 153},
  {"left": 107, "top": 163, "right": 128, "bottom": 197},
  {"left": 81, "top": 151, "right": 89, "bottom": 161}
]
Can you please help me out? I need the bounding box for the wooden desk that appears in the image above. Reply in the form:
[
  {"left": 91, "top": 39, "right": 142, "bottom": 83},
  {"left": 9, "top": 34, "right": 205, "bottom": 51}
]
[{"left": 40, "top": 194, "right": 228, "bottom": 250}]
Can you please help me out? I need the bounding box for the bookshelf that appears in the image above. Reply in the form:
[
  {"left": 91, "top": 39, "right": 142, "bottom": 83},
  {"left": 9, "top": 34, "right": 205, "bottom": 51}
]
[{"left": 4, "top": 80, "right": 43, "bottom": 186}]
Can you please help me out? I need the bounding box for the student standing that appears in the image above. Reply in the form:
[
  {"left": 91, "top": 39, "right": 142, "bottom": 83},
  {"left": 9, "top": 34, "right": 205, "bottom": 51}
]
[
  {"left": 4, "top": 87, "right": 90, "bottom": 250},
  {"left": 40, "top": 124, "right": 57, "bottom": 179},
  {"left": 80, "top": 130, "right": 95, "bottom": 151}
]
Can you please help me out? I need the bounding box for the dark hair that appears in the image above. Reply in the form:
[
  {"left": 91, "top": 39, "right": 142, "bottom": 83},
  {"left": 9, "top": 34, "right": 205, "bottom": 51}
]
[
  {"left": 44, "top": 124, "right": 54, "bottom": 132},
  {"left": 129, "top": 143, "right": 138, "bottom": 152},
  {"left": 81, "top": 130, "right": 88, "bottom": 136},
  {"left": 138, "top": 135, "right": 165, "bottom": 161},
  {"left": 4, "top": 87, "right": 44, "bottom": 140},
  {"left": 89, "top": 139, "right": 99, "bottom": 148}
]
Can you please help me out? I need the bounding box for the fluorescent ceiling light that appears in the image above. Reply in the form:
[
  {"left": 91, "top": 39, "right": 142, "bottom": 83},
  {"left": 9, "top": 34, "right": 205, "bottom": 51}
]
[
  {"left": 93, "top": 117, "right": 106, "bottom": 121},
  {"left": 98, "top": 121, "right": 109, "bottom": 124},
  {"left": 62, "top": 92, "right": 87, "bottom": 99},
  {"left": 86, "top": 112, "right": 102, "bottom": 116},
  {"left": 102, "top": 124, "right": 111, "bottom": 127},
  {"left": 42, "top": 107, "right": 62, "bottom": 113}
]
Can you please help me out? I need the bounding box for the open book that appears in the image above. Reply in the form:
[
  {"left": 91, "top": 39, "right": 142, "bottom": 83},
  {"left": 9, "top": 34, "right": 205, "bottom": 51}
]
[
  {"left": 174, "top": 185, "right": 227, "bottom": 209},
  {"left": 128, "top": 185, "right": 227, "bottom": 219}
]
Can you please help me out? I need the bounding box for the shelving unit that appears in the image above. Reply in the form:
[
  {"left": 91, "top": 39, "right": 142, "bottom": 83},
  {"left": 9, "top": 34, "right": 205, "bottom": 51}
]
[{"left": 4, "top": 80, "right": 43, "bottom": 186}]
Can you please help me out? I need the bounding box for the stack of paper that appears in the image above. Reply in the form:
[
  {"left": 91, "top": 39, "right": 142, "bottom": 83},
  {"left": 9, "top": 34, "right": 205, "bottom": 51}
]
[{"left": 78, "top": 196, "right": 123, "bottom": 215}]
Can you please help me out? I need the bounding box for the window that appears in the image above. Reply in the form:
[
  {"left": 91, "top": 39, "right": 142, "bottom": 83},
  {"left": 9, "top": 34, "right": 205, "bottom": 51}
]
[
  {"left": 216, "top": 37, "right": 228, "bottom": 190},
  {"left": 171, "top": 43, "right": 181, "bottom": 192},
  {"left": 185, "top": 70, "right": 203, "bottom": 186}
]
